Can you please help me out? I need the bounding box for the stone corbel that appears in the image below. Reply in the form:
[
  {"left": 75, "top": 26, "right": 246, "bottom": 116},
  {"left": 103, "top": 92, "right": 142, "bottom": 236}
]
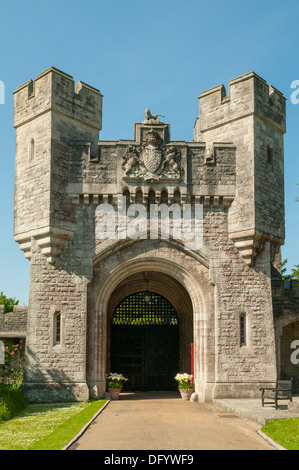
[
  {"left": 15, "top": 226, "right": 74, "bottom": 265},
  {"left": 205, "top": 146, "right": 215, "bottom": 164},
  {"left": 230, "top": 232, "right": 267, "bottom": 267},
  {"left": 270, "top": 242, "right": 281, "bottom": 263}
]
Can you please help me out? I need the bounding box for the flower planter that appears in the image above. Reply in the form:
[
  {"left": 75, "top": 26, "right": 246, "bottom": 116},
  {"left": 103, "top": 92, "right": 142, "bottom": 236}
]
[
  {"left": 179, "top": 389, "right": 194, "bottom": 401},
  {"left": 106, "top": 373, "right": 128, "bottom": 400},
  {"left": 108, "top": 388, "right": 121, "bottom": 400},
  {"left": 175, "top": 373, "right": 194, "bottom": 400}
]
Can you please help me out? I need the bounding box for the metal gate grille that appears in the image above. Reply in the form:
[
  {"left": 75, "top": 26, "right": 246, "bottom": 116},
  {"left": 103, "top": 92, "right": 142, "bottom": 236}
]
[
  {"left": 112, "top": 292, "right": 178, "bottom": 326},
  {"left": 111, "top": 292, "right": 179, "bottom": 391}
]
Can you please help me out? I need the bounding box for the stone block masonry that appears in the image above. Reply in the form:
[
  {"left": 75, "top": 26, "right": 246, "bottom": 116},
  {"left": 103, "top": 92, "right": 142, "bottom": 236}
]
[
  {"left": 9, "top": 67, "right": 299, "bottom": 403},
  {"left": 13, "top": 67, "right": 103, "bottom": 265},
  {"left": 0, "top": 305, "right": 27, "bottom": 374}
]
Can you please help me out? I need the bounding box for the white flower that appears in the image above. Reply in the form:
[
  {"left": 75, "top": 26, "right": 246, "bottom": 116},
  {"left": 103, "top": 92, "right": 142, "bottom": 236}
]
[{"left": 174, "top": 372, "right": 193, "bottom": 383}]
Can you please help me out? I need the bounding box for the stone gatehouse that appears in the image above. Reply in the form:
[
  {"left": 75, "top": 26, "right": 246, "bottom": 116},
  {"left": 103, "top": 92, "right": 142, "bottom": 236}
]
[{"left": 2, "top": 67, "right": 298, "bottom": 402}]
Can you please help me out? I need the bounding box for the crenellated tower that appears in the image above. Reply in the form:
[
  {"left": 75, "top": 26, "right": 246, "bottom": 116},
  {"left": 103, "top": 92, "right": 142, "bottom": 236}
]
[
  {"left": 194, "top": 72, "right": 286, "bottom": 267},
  {"left": 13, "top": 67, "right": 103, "bottom": 264}
]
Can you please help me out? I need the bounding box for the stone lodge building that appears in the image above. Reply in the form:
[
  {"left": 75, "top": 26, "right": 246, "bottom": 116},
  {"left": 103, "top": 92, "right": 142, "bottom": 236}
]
[{"left": 1, "top": 67, "right": 299, "bottom": 402}]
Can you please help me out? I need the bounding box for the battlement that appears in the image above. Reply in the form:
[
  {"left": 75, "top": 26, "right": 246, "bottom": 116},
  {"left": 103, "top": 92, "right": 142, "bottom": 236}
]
[
  {"left": 195, "top": 71, "right": 286, "bottom": 138},
  {"left": 13, "top": 66, "right": 103, "bottom": 130},
  {"left": 0, "top": 305, "right": 28, "bottom": 337}
]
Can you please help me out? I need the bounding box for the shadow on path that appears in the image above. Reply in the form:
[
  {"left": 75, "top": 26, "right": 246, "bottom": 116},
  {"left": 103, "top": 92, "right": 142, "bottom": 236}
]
[{"left": 116, "top": 392, "right": 180, "bottom": 401}]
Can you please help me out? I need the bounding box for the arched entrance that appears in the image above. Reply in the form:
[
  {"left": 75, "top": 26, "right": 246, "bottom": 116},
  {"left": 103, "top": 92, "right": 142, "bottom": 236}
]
[
  {"left": 87, "top": 247, "right": 212, "bottom": 401},
  {"left": 110, "top": 291, "right": 179, "bottom": 391}
]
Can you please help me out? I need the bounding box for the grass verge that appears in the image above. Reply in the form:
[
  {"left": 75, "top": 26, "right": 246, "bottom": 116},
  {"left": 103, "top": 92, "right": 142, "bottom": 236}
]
[
  {"left": 0, "top": 399, "right": 107, "bottom": 450},
  {"left": 261, "top": 418, "right": 299, "bottom": 450}
]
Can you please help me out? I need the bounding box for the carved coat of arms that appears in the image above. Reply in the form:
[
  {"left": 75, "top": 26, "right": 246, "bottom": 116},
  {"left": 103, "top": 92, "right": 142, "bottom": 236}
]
[
  {"left": 140, "top": 130, "right": 163, "bottom": 176},
  {"left": 122, "top": 130, "right": 182, "bottom": 182}
]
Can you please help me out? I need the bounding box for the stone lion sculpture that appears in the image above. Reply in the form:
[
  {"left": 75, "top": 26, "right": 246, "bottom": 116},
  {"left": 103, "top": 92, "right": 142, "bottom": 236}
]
[{"left": 143, "top": 109, "right": 165, "bottom": 124}]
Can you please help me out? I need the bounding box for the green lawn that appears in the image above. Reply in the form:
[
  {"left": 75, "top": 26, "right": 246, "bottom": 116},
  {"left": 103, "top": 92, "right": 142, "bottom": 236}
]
[
  {"left": 0, "top": 399, "right": 107, "bottom": 450},
  {"left": 262, "top": 418, "right": 299, "bottom": 450}
]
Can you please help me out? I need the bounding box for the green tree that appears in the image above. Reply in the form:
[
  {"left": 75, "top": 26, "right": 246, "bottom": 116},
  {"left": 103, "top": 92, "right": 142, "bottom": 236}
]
[
  {"left": 290, "top": 265, "right": 299, "bottom": 281},
  {"left": 281, "top": 259, "right": 299, "bottom": 281},
  {"left": 281, "top": 258, "right": 289, "bottom": 279},
  {"left": 0, "top": 292, "right": 19, "bottom": 313}
]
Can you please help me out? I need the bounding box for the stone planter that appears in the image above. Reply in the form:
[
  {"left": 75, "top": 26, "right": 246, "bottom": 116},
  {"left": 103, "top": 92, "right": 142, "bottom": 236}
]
[
  {"left": 108, "top": 388, "right": 121, "bottom": 400},
  {"left": 179, "top": 389, "right": 194, "bottom": 401}
]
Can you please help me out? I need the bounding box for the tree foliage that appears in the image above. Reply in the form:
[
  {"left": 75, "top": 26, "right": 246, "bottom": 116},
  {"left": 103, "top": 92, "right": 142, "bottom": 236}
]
[
  {"left": 291, "top": 265, "right": 299, "bottom": 281},
  {"left": 281, "top": 259, "right": 299, "bottom": 281},
  {"left": 0, "top": 292, "right": 19, "bottom": 313}
]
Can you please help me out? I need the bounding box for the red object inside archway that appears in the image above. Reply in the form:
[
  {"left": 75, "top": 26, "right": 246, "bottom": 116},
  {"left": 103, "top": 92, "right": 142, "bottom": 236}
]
[{"left": 187, "top": 343, "right": 194, "bottom": 382}]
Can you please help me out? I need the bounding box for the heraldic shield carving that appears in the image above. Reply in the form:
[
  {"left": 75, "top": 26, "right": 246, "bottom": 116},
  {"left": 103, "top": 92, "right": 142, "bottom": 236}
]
[
  {"left": 122, "top": 129, "right": 182, "bottom": 182},
  {"left": 141, "top": 130, "right": 163, "bottom": 174}
]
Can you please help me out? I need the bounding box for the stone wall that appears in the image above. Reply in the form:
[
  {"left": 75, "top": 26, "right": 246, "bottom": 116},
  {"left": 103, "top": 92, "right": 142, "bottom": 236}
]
[
  {"left": 0, "top": 305, "right": 27, "bottom": 334},
  {"left": 13, "top": 67, "right": 103, "bottom": 264},
  {"left": 11, "top": 67, "right": 295, "bottom": 403},
  {"left": 273, "top": 280, "right": 299, "bottom": 390},
  {"left": 0, "top": 305, "right": 27, "bottom": 374}
]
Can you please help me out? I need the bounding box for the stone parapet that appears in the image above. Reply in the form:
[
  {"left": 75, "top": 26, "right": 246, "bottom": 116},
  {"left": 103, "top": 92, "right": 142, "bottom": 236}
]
[
  {"left": 195, "top": 71, "right": 286, "bottom": 138},
  {"left": 13, "top": 67, "right": 103, "bottom": 130},
  {"left": 0, "top": 305, "right": 27, "bottom": 337}
]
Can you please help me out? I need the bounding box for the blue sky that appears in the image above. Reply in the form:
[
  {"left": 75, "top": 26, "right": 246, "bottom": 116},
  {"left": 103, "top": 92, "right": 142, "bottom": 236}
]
[{"left": 0, "top": 0, "right": 298, "bottom": 305}]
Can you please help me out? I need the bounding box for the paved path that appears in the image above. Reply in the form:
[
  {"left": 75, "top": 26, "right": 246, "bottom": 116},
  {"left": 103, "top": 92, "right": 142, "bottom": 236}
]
[
  {"left": 215, "top": 397, "right": 299, "bottom": 425},
  {"left": 69, "top": 392, "right": 275, "bottom": 451}
]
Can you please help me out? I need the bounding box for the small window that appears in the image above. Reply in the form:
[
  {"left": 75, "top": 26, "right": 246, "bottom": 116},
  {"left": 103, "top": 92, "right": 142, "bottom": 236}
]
[
  {"left": 28, "top": 80, "right": 34, "bottom": 98},
  {"left": 240, "top": 315, "right": 247, "bottom": 347},
  {"left": 267, "top": 145, "right": 273, "bottom": 165},
  {"left": 54, "top": 313, "right": 61, "bottom": 345},
  {"left": 29, "top": 138, "right": 35, "bottom": 161}
]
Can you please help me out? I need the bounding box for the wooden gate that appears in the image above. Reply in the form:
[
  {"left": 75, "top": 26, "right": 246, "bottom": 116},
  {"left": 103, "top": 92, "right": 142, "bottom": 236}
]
[{"left": 110, "top": 292, "right": 179, "bottom": 391}]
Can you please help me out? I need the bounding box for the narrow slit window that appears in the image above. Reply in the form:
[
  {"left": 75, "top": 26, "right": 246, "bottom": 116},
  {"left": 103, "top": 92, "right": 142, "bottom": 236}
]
[
  {"left": 28, "top": 80, "right": 34, "bottom": 98},
  {"left": 54, "top": 313, "right": 61, "bottom": 345},
  {"left": 29, "top": 138, "right": 35, "bottom": 161},
  {"left": 240, "top": 315, "right": 247, "bottom": 347},
  {"left": 267, "top": 145, "right": 273, "bottom": 165}
]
